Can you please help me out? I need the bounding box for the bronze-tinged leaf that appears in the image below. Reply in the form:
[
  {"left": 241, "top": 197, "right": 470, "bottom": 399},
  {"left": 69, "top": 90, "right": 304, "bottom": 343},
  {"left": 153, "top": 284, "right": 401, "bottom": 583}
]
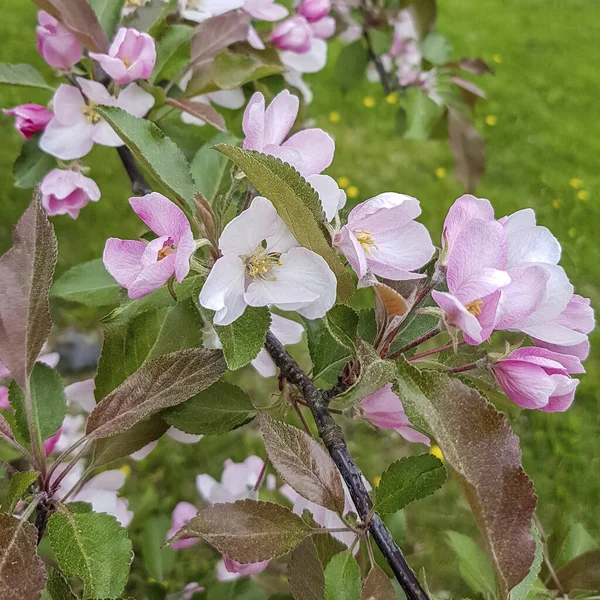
[
  {"left": 259, "top": 414, "right": 345, "bottom": 514},
  {"left": 446, "top": 57, "right": 495, "bottom": 75},
  {"left": 288, "top": 538, "right": 325, "bottom": 600},
  {"left": 0, "top": 514, "right": 46, "bottom": 600},
  {"left": 165, "top": 98, "right": 227, "bottom": 132},
  {"left": 373, "top": 283, "right": 408, "bottom": 318},
  {"left": 86, "top": 348, "right": 226, "bottom": 439},
  {"left": 190, "top": 11, "right": 251, "bottom": 71},
  {"left": 0, "top": 414, "right": 14, "bottom": 441},
  {"left": 171, "top": 499, "right": 312, "bottom": 563},
  {"left": 361, "top": 566, "right": 396, "bottom": 600},
  {"left": 448, "top": 108, "right": 485, "bottom": 193},
  {"left": 553, "top": 549, "right": 600, "bottom": 593},
  {"left": 31, "top": 0, "right": 109, "bottom": 53},
  {"left": 395, "top": 361, "right": 537, "bottom": 597},
  {"left": 0, "top": 193, "right": 57, "bottom": 388}
]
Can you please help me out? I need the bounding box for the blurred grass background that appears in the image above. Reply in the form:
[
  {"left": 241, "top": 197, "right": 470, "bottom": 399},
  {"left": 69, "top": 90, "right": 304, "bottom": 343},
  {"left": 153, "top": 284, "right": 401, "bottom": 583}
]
[{"left": 1, "top": 0, "right": 599, "bottom": 596}]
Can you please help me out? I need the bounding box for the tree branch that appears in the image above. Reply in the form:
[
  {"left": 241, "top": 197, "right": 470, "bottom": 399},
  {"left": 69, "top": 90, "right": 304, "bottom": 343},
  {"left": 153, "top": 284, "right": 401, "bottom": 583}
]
[
  {"left": 264, "top": 332, "right": 429, "bottom": 600},
  {"left": 116, "top": 146, "right": 152, "bottom": 196},
  {"left": 360, "top": 4, "right": 392, "bottom": 95}
]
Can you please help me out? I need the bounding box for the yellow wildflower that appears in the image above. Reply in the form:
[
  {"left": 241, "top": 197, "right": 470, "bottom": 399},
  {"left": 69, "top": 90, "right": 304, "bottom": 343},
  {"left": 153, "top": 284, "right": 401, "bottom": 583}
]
[
  {"left": 568, "top": 228, "right": 577, "bottom": 239},
  {"left": 337, "top": 176, "right": 350, "bottom": 189},
  {"left": 569, "top": 178, "right": 582, "bottom": 189},
  {"left": 492, "top": 54, "right": 502, "bottom": 64},
  {"left": 329, "top": 110, "right": 341, "bottom": 124},
  {"left": 363, "top": 96, "right": 376, "bottom": 108},
  {"left": 552, "top": 199, "right": 560, "bottom": 209},
  {"left": 386, "top": 92, "right": 398, "bottom": 105},
  {"left": 435, "top": 167, "right": 447, "bottom": 179},
  {"left": 119, "top": 464, "right": 132, "bottom": 478},
  {"left": 577, "top": 190, "right": 589, "bottom": 201},
  {"left": 485, "top": 115, "right": 497, "bottom": 126},
  {"left": 347, "top": 186, "right": 359, "bottom": 199}
]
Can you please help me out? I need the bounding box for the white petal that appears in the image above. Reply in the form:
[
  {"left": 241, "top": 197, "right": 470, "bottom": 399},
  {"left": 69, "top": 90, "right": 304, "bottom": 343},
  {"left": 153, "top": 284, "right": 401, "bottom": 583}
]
[
  {"left": 40, "top": 120, "right": 95, "bottom": 160},
  {"left": 166, "top": 427, "right": 203, "bottom": 444},
  {"left": 92, "top": 120, "right": 123, "bottom": 147},
  {"left": 77, "top": 78, "right": 114, "bottom": 105},
  {"left": 280, "top": 38, "right": 327, "bottom": 73},
  {"left": 251, "top": 348, "right": 277, "bottom": 377},
  {"left": 306, "top": 174, "right": 344, "bottom": 222},
  {"left": 501, "top": 208, "right": 536, "bottom": 233},
  {"left": 270, "top": 313, "right": 304, "bottom": 344},
  {"left": 506, "top": 225, "right": 561, "bottom": 267},
  {"left": 117, "top": 83, "right": 156, "bottom": 117},
  {"left": 207, "top": 88, "right": 246, "bottom": 110}
]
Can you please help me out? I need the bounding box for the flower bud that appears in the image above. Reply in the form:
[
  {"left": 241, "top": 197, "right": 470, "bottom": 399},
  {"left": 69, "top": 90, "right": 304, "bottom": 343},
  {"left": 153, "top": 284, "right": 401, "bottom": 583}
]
[
  {"left": 3, "top": 104, "right": 53, "bottom": 140},
  {"left": 40, "top": 168, "right": 101, "bottom": 219},
  {"left": 298, "top": 0, "right": 331, "bottom": 22},
  {"left": 271, "top": 16, "right": 313, "bottom": 53},
  {"left": 36, "top": 11, "right": 83, "bottom": 70}
]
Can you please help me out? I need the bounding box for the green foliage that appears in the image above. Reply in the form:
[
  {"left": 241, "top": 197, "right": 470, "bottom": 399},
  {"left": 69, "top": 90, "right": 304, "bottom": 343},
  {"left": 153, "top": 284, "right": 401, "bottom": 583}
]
[
  {"left": 554, "top": 523, "right": 598, "bottom": 569},
  {"left": 1, "top": 471, "right": 38, "bottom": 513},
  {"left": 369, "top": 28, "right": 395, "bottom": 56},
  {"left": 446, "top": 531, "right": 496, "bottom": 596},
  {"left": 421, "top": 33, "right": 453, "bottom": 65},
  {"left": 0, "top": 62, "right": 53, "bottom": 89},
  {"left": 288, "top": 538, "right": 327, "bottom": 600},
  {"left": 96, "top": 106, "right": 197, "bottom": 209},
  {"left": 142, "top": 515, "right": 175, "bottom": 584},
  {"left": 12, "top": 137, "right": 55, "bottom": 189},
  {"left": 324, "top": 550, "right": 362, "bottom": 600},
  {"left": 151, "top": 24, "right": 194, "bottom": 84},
  {"left": 214, "top": 145, "right": 354, "bottom": 302},
  {"left": 9, "top": 363, "right": 65, "bottom": 448},
  {"left": 42, "top": 567, "right": 77, "bottom": 600},
  {"left": 48, "top": 507, "right": 133, "bottom": 599},
  {"left": 163, "top": 380, "right": 255, "bottom": 435},
  {"left": 51, "top": 258, "right": 121, "bottom": 307},
  {"left": 554, "top": 549, "right": 600, "bottom": 593},
  {"left": 403, "top": 87, "right": 445, "bottom": 140},
  {"left": 210, "top": 51, "right": 284, "bottom": 91},
  {"left": 373, "top": 454, "right": 446, "bottom": 514},
  {"left": 87, "top": 0, "right": 124, "bottom": 38},
  {"left": 334, "top": 41, "right": 369, "bottom": 92},
  {"left": 510, "top": 525, "right": 543, "bottom": 600}
]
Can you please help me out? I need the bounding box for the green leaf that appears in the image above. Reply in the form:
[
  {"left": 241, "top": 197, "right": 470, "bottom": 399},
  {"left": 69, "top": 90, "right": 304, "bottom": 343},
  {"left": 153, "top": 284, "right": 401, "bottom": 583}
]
[
  {"left": 42, "top": 567, "right": 77, "bottom": 600},
  {"left": 95, "top": 299, "right": 204, "bottom": 401},
  {"left": 191, "top": 133, "right": 238, "bottom": 204},
  {"left": 0, "top": 514, "right": 46, "bottom": 600},
  {"left": 92, "top": 415, "right": 169, "bottom": 467},
  {"left": 0, "top": 63, "right": 53, "bottom": 90},
  {"left": 373, "top": 454, "right": 446, "bottom": 514},
  {"left": 142, "top": 515, "right": 175, "bottom": 584},
  {"left": 96, "top": 106, "right": 196, "bottom": 209},
  {"left": 9, "top": 363, "right": 66, "bottom": 449},
  {"left": 369, "top": 28, "right": 395, "bottom": 56},
  {"left": 555, "top": 523, "right": 598, "bottom": 570},
  {"left": 403, "top": 87, "right": 444, "bottom": 140},
  {"left": 206, "top": 580, "right": 267, "bottom": 600},
  {"left": 151, "top": 24, "right": 194, "bottom": 83},
  {"left": 214, "top": 145, "right": 354, "bottom": 303},
  {"left": 163, "top": 380, "right": 254, "bottom": 435},
  {"left": 304, "top": 318, "right": 352, "bottom": 387},
  {"left": 12, "top": 138, "right": 55, "bottom": 189},
  {"left": 325, "top": 305, "right": 359, "bottom": 351},
  {"left": 446, "top": 531, "right": 496, "bottom": 596},
  {"left": 48, "top": 508, "right": 133, "bottom": 599},
  {"left": 331, "top": 341, "right": 396, "bottom": 409},
  {"left": 324, "top": 550, "right": 362, "bottom": 600},
  {"left": 1, "top": 471, "right": 39, "bottom": 513},
  {"left": 122, "top": 0, "right": 174, "bottom": 33},
  {"left": 361, "top": 566, "right": 396, "bottom": 600},
  {"left": 51, "top": 258, "right": 121, "bottom": 307},
  {"left": 395, "top": 361, "right": 537, "bottom": 597},
  {"left": 210, "top": 51, "right": 283, "bottom": 91},
  {"left": 211, "top": 306, "right": 271, "bottom": 370},
  {"left": 0, "top": 193, "right": 57, "bottom": 389},
  {"left": 170, "top": 499, "right": 312, "bottom": 562},
  {"left": 259, "top": 413, "right": 345, "bottom": 514},
  {"left": 288, "top": 538, "right": 326, "bottom": 600},
  {"left": 87, "top": 0, "right": 125, "bottom": 38},
  {"left": 553, "top": 549, "right": 600, "bottom": 593},
  {"left": 334, "top": 41, "right": 369, "bottom": 92},
  {"left": 421, "top": 33, "right": 453, "bottom": 65},
  {"left": 86, "top": 348, "right": 226, "bottom": 439},
  {"left": 511, "top": 525, "right": 543, "bottom": 600}
]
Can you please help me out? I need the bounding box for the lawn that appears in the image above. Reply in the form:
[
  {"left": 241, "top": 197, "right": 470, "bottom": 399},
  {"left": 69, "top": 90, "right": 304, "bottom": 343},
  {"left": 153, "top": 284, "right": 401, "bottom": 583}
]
[{"left": 1, "top": 0, "right": 599, "bottom": 596}]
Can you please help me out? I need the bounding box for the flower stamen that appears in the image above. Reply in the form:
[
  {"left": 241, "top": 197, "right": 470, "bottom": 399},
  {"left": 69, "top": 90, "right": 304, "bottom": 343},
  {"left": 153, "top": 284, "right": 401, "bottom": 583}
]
[
  {"left": 245, "top": 245, "right": 283, "bottom": 281},
  {"left": 355, "top": 230, "right": 378, "bottom": 256},
  {"left": 83, "top": 102, "right": 101, "bottom": 124},
  {"left": 465, "top": 299, "right": 484, "bottom": 317},
  {"left": 157, "top": 244, "right": 176, "bottom": 261}
]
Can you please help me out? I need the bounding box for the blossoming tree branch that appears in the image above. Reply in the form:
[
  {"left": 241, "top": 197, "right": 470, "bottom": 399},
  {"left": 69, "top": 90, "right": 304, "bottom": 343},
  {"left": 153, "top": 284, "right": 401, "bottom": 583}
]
[{"left": 0, "top": 0, "right": 594, "bottom": 599}]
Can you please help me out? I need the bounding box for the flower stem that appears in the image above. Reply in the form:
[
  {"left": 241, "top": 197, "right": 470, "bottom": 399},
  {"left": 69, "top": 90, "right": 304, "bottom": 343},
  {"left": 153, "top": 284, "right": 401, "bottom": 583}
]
[
  {"left": 388, "top": 327, "right": 443, "bottom": 360},
  {"left": 446, "top": 363, "right": 478, "bottom": 374},
  {"left": 252, "top": 457, "right": 270, "bottom": 493}
]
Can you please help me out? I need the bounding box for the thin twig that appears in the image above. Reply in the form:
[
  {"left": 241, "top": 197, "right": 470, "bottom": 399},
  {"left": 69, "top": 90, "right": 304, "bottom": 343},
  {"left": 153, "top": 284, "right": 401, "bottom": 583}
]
[
  {"left": 360, "top": 3, "right": 391, "bottom": 95},
  {"left": 407, "top": 341, "right": 459, "bottom": 362},
  {"left": 252, "top": 457, "right": 270, "bottom": 493},
  {"left": 387, "top": 327, "right": 443, "bottom": 360},
  {"left": 534, "top": 513, "right": 564, "bottom": 595},
  {"left": 292, "top": 399, "right": 313, "bottom": 435},
  {"left": 446, "top": 362, "right": 478, "bottom": 374},
  {"left": 264, "top": 332, "right": 429, "bottom": 600}
]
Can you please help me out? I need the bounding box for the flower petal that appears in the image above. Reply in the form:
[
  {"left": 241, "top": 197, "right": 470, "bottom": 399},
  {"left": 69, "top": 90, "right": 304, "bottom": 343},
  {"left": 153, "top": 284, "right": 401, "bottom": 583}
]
[
  {"left": 207, "top": 88, "right": 246, "bottom": 110},
  {"left": 431, "top": 290, "right": 483, "bottom": 343},
  {"left": 251, "top": 348, "right": 277, "bottom": 377},
  {"left": 306, "top": 174, "right": 345, "bottom": 222},
  {"left": 92, "top": 121, "right": 123, "bottom": 147},
  {"left": 242, "top": 92, "right": 265, "bottom": 151},
  {"left": 280, "top": 38, "right": 327, "bottom": 73},
  {"left": 493, "top": 361, "right": 556, "bottom": 409},
  {"left": 40, "top": 119, "right": 95, "bottom": 160},
  {"left": 281, "top": 128, "right": 335, "bottom": 175},
  {"left": 270, "top": 313, "right": 304, "bottom": 344},
  {"left": 52, "top": 85, "right": 87, "bottom": 125},
  {"left": 505, "top": 224, "right": 561, "bottom": 268},
  {"left": 334, "top": 226, "right": 368, "bottom": 279},
  {"left": 347, "top": 193, "right": 422, "bottom": 232},
  {"left": 128, "top": 254, "right": 177, "bottom": 298},
  {"left": 443, "top": 194, "right": 495, "bottom": 250},
  {"left": 263, "top": 89, "right": 299, "bottom": 147},
  {"left": 103, "top": 238, "right": 146, "bottom": 289},
  {"left": 117, "top": 82, "right": 156, "bottom": 117}
]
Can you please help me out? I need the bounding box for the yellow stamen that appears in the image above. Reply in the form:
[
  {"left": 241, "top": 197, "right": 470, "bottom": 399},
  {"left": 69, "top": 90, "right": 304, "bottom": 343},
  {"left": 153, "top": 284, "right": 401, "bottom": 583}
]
[
  {"left": 83, "top": 102, "right": 101, "bottom": 124},
  {"left": 465, "top": 299, "right": 484, "bottom": 317},
  {"left": 157, "top": 245, "right": 176, "bottom": 261},
  {"left": 245, "top": 246, "right": 282, "bottom": 280},
  {"left": 122, "top": 56, "right": 132, "bottom": 68},
  {"left": 355, "top": 230, "right": 378, "bottom": 256}
]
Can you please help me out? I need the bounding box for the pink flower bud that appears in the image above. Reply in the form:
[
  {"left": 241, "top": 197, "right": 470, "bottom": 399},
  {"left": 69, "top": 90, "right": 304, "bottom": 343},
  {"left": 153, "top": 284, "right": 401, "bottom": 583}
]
[
  {"left": 3, "top": 104, "right": 53, "bottom": 140},
  {"left": 221, "top": 555, "right": 270, "bottom": 578},
  {"left": 44, "top": 427, "right": 62, "bottom": 456},
  {"left": 0, "top": 386, "right": 9, "bottom": 410},
  {"left": 36, "top": 11, "right": 83, "bottom": 70},
  {"left": 271, "top": 16, "right": 313, "bottom": 53},
  {"left": 168, "top": 502, "right": 199, "bottom": 550},
  {"left": 40, "top": 168, "right": 101, "bottom": 220},
  {"left": 89, "top": 28, "right": 156, "bottom": 84},
  {"left": 298, "top": 0, "right": 331, "bottom": 22},
  {"left": 309, "top": 16, "right": 336, "bottom": 40}
]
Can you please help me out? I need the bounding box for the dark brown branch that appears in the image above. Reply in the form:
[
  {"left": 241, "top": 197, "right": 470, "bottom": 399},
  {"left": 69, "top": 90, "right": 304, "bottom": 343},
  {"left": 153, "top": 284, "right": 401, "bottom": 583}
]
[
  {"left": 116, "top": 146, "right": 152, "bottom": 196},
  {"left": 360, "top": 4, "right": 392, "bottom": 95},
  {"left": 264, "top": 332, "right": 429, "bottom": 600}
]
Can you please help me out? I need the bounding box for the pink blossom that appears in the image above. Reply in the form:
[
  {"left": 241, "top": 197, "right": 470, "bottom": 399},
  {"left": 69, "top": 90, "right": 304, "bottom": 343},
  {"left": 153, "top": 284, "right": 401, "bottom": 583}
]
[
  {"left": 358, "top": 383, "right": 429, "bottom": 445},
  {"left": 242, "top": 90, "right": 334, "bottom": 176},
  {"left": 40, "top": 168, "right": 101, "bottom": 219},
  {"left": 104, "top": 193, "right": 196, "bottom": 299},
  {"left": 36, "top": 11, "right": 83, "bottom": 70},
  {"left": 43, "top": 428, "right": 63, "bottom": 456},
  {"left": 0, "top": 387, "right": 8, "bottom": 410},
  {"left": 168, "top": 502, "right": 199, "bottom": 549},
  {"left": 90, "top": 28, "right": 156, "bottom": 84},
  {"left": 218, "top": 556, "right": 270, "bottom": 581},
  {"left": 271, "top": 15, "right": 313, "bottom": 53},
  {"left": 298, "top": 0, "right": 330, "bottom": 22},
  {"left": 491, "top": 347, "right": 584, "bottom": 412},
  {"left": 200, "top": 197, "right": 336, "bottom": 325},
  {"left": 333, "top": 193, "right": 435, "bottom": 281},
  {"left": 244, "top": 0, "right": 288, "bottom": 21},
  {"left": 309, "top": 16, "right": 336, "bottom": 40},
  {"left": 533, "top": 294, "right": 595, "bottom": 361},
  {"left": 307, "top": 174, "right": 346, "bottom": 222},
  {"left": 3, "top": 104, "right": 53, "bottom": 140},
  {"left": 40, "top": 78, "right": 155, "bottom": 160},
  {"left": 179, "top": 0, "right": 245, "bottom": 22}
]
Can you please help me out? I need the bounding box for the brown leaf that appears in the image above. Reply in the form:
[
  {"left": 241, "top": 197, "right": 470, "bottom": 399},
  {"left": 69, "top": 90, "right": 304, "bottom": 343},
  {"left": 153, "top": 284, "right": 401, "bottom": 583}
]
[
  {"left": 0, "top": 414, "right": 14, "bottom": 441},
  {"left": 553, "top": 549, "right": 600, "bottom": 593},
  {"left": 171, "top": 499, "right": 313, "bottom": 563},
  {"left": 396, "top": 361, "right": 537, "bottom": 597},
  {"left": 451, "top": 76, "right": 487, "bottom": 108},
  {"left": 191, "top": 11, "right": 251, "bottom": 71},
  {"left": 259, "top": 414, "right": 345, "bottom": 514},
  {"left": 288, "top": 538, "right": 325, "bottom": 600},
  {"left": 446, "top": 58, "right": 494, "bottom": 76},
  {"left": 448, "top": 108, "right": 485, "bottom": 193},
  {"left": 31, "top": 0, "right": 108, "bottom": 53},
  {"left": 0, "top": 514, "right": 46, "bottom": 600},
  {"left": 86, "top": 348, "right": 226, "bottom": 439},
  {"left": 0, "top": 192, "right": 57, "bottom": 388},
  {"left": 361, "top": 566, "right": 396, "bottom": 600},
  {"left": 165, "top": 98, "right": 227, "bottom": 132}
]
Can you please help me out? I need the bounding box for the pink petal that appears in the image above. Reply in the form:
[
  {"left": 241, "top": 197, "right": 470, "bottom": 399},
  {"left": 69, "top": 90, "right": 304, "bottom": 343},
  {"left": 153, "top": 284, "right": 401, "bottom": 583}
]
[
  {"left": 244, "top": 0, "right": 288, "bottom": 20},
  {"left": 40, "top": 119, "right": 95, "bottom": 160},
  {"left": 493, "top": 361, "right": 556, "bottom": 409},
  {"left": 103, "top": 238, "right": 146, "bottom": 288},
  {"left": 263, "top": 90, "right": 299, "bottom": 147},
  {"left": 309, "top": 16, "right": 336, "bottom": 39},
  {"left": 280, "top": 38, "right": 328, "bottom": 74},
  {"left": 281, "top": 128, "right": 335, "bottom": 175},
  {"left": 347, "top": 193, "right": 421, "bottom": 232},
  {"left": 128, "top": 254, "right": 177, "bottom": 299},
  {"left": 334, "top": 226, "right": 368, "bottom": 278},
  {"left": 443, "top": 194, "right": 495, "bottom": 250},
  {"left": 242, "top": 92, "right": 265, "bottom": 151},
  {"left": 129, "top": 193, "right": 192, "bottom": 242},
  {"left": 117, "top": 83, "right": 156, "bottom": 117},
  {"left": 432, "top": 290, "right": 483, "bottom": 343}
]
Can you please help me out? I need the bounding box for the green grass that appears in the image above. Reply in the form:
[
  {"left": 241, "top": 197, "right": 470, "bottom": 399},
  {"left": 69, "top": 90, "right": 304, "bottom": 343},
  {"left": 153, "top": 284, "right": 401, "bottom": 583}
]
[{"left": 1, "top": 0, "right": 599, "bottom": 596}]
